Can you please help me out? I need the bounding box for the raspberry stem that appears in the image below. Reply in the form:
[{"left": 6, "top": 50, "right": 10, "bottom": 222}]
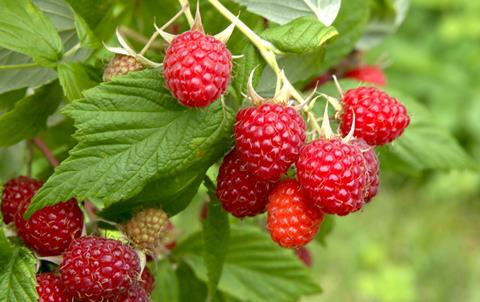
[{"left": 33, "top": 137, "right": 59, "bottom": 168}]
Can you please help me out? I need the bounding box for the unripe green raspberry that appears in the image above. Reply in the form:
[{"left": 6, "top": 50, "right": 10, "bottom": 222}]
[{"left": 123, "top": 208, "right": 169, "bottom": 252}]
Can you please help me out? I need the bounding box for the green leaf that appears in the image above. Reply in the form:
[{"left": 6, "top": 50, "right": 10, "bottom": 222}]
[
  {"left": 100, "top": 169, "right": 205, "bottom": 221},
  {"left": 177, "top": 263, "right": 209, "bottom": 302},
  {"left": 57, "top": 63, "right": 98, "bottom": 101},
  {"left": 0, "top": 82, "right": 62, "bottom": 147},
  {"left": 315, "top": 215, "right": 334, "bottom": 246},
  {"left": 175, "top": 226, "right": 321, "bottom": 302},
  {"left": 150, "top": 260, "right": 179, "bottom": 302},
  {"left": 231, "top": 44, "right": 264, "bottom": 105},
  {"left": 322, "top": 0, "right": 371, "bottom": 71},
  {"left": 0, "top": 244, "right": 38, "bottom": 302},
  {"left": 0, "top": 228, "right": 13, "bottom": 268},
  {"left": 73, "top": 12, "right": 100, "bottom": 49},
  {"left": 0, "top": 49, "right": 58, "bottom": 94},
  {"left": 0, "top": 0, "right": 64, "bottom": 65},
  {"left": 27, "top": 69, "right": 234, "bottom": 217},
  {"left": 0, "top": 0, "right": 92, "bottom": 95},
  {"left": 262, "top": 16, "right": 338, "bottom": 54},
  {"left": 0, "top": 88, "right": 26, "bottom": 112},
  {"left": 232, "top": 0, "right": 341, "bottom": 26},
  {"left": 203, "top": 178, "right": 230, "bottom": 300}
]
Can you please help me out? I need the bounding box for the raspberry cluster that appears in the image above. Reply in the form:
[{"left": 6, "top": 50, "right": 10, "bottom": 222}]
[
  {"left": 1, "top": 176, "right": 160, "bottom": 301},
  {"left": 215, "top": 85, "right": 409, "bottom": 249}
]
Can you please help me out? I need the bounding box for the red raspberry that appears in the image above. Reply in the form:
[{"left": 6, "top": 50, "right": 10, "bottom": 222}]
[
  {"left": 343, "top": 65, "right": 386, "bottom": 86},
  {"left": 296, "top": 138, "right": 367, "bottom": 216},
  {"left": 1, "top": 176, "right": 42, "bottom": 224},
  {"left": 267, "top": 180, "right": 323, "bottom": 248},
  {"left": 216, "top": 149, "right": 276, "bottom": 217},
  {"left": 36, "top": 273, "right": 73, "bottom": 302},
  {"left": 15, "top": 198, "right": 83, "bottom": 256},
  {"left": 140, "top": 267, "right": 155, "bottom": 294},
  {"left": 103, "top": 54, "right": 144, "bottom": 82},
  {"left": 295, "top": 246, "right": 313, "bottom": 267},
  {"left": 60, "top": 236, "right": 141, "bottom": 301},
  {"left": 353, "top": 139, "right": 380, "bottom": 202},
  {"left": 113, "top": 283, "right": 149, "bottom": 302},
  {"left": 234, "top": 103, "right": 306, "bottom": 180},
  {"left": 163, "top": 30, "right": 232, "bottom": 107},
  {"left": 340, "top": 86, "right": 410, "bottom": 146}
]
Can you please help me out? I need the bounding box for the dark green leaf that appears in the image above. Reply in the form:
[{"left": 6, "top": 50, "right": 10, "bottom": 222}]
[
  {"left": 57, "top": 63, "right": 98, "bottom": 101},
  {"left": 177, "top": 263, "right": 208, "bottom": 302},
  {"left": 100, "top": 169, "right": 205, "bottom": 221},
  {"left": 203, "top": 177, "right": 230, "bottom": 300},
  {"left": 0, "top": 0, "right": 64, "bottom": 65},
  {"left": 262, "top": 16, "right": 337, "bottom": 54},
  {"left": 150, "top": 260, "right": 179, "bottom": 302},
  {"left": 175, "top": 226, "right": 321, "bottom": 302},
  {"left": 27, "top": 69, "right": 234, "bottom": 217},
  {"left": 0, "top": 82, "right": 62, "bottom": 147}
]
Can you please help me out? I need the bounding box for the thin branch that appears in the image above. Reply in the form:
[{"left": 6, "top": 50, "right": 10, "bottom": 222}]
[{"left": 32, "top": 137, "right": 59, "bottom": 168}]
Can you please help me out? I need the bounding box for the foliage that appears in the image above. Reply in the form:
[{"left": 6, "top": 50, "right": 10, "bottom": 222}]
[{"left": 0, "top": 0, "right": 478, "bottom": 301}]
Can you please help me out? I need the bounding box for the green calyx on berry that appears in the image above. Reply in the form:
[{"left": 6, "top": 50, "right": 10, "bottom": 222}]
[{"left": 103, "top": 29, "right": 161, "bottom": 69}]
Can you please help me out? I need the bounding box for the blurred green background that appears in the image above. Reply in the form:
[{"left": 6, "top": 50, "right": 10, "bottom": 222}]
[{"left": 306, "top": 0, "right": 480, "bottom": 301}]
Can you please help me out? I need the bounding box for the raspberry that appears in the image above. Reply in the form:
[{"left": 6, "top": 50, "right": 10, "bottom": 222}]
[
  {"left": 295, "top": 246, "right": 313, "bottom": 267},
  {"left": 296, "top": 138, "right": 367, "bottom": 216},
  {"left": 15, "top": 198, "right": 83, "bottom": 256},
  {"left": 60, "top": 236, "right": 141, "bottom": 301},
  {"left": 103, "top": 54, "right": 144, "bottom": 82},
  {"left": 353, "top": 139, "right": 380, "bottom": 202},
  {"left": 113, "top": 283, "right": 149, "bottom": 302},
  {"left": 163, "top": 30, "right": 232, "bottom": 107},
  {"left": 340, "top": 86, "right": 410, "bottom": 146},
  {"left": 234, "top": 103, "right": 306, "bottom": 180},
  {"left": 267, "top": 180, "right": 323, "bottom": 248},
  {"left": 343, "top": 65, "right": 386, "bottom": 86},
  {"left": 123, "top": 208, "right": 169, "bottom": 252},
  {"left": 1, "top": 176, "right": 42, "bottom": 224},
  {"left": 140, "top": 267, "right": 155, "bottom": 294},
  {"left": 216, "top": 149, "right": 276, "bottom": 217},
  {"left": 36, "top": 273, "right": 73, "bottom": 302}
]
